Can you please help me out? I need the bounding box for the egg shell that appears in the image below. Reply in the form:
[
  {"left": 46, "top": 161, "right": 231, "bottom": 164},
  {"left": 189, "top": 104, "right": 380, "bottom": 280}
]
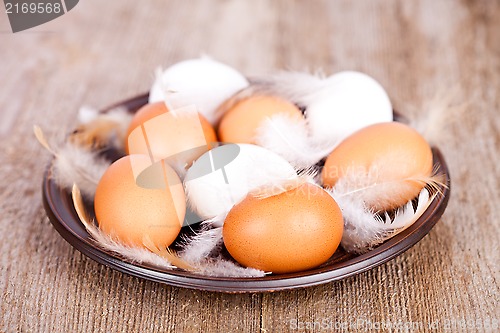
[
  {"left": 184, "top": 143, "right": 298, "bottom": 221},
  {"left": 126, "top": 102, "right": 217, "bottom": 173},
  {"left": 149, "top": 58, "right": 249, "bottom": 125},
  {"left": 94, "top": 155, "right": 186, "bottom": 248},
  {"left": 223, "top": 183, "right": 344, "bottom": 274},
  {"left": 218, "top": 95, "right": 303, "bottom": 144},
  {"left": 306, "top": 71, "right": 393, "bottom": 142},
  {"left": 322, "top": 122, "right": 433, "bottom": 211}
]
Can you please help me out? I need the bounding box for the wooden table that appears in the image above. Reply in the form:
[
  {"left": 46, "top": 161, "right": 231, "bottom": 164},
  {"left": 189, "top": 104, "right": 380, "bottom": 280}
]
[{"left": 1, "top": 1, "right": 498, "bottom": 332}]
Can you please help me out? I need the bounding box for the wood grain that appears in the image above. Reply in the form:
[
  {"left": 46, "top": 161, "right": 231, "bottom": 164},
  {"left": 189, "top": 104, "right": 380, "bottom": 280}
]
[{"left": 0, "top": 0, "right": 498, "bottom": 332}]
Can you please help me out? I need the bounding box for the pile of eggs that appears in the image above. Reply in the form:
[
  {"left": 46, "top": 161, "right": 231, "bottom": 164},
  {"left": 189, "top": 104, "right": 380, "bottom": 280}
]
[{"left": 94, "top": 57, "right": 434, "bottom": 274}]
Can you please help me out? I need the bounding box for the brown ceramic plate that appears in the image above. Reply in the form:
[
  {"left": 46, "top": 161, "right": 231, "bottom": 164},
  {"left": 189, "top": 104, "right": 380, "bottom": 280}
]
[{"left": 42, "top": 93, "right": 450, "bottom": 293}]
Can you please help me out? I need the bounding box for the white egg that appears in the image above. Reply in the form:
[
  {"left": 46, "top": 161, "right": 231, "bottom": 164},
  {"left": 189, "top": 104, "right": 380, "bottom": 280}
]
[
  {"left": 183, "top": 144, "right": 297, "bottom": 222},
  {"left": 306, "top": 71, "right": 393, "bottom": 142},
  {"left": 149, "top": 57, "right": 248, "bottom": 125}
]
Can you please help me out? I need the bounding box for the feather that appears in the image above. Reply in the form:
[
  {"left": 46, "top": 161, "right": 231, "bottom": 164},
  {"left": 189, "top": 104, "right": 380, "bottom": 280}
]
[
  {"left": 212, "top": 72, "right": 339, "bottom": 169},
  {"left": 385, "top": 189, "right": 431, "bottom": 229},
  {"left": 77, "top": 105, "right": 100, "bottom": 124},
  {"left": 248, "top": 71, "right": 329, "bottom": 107},
  {"left": 177, "top": 218, "right": 266, "bottom": 277},
  {"left": 330, "top": 188, "right": 437, "bottom": 253},
  {"left": 141, "top": 236, "right": 195, "bottom": 271},
  {"left": 73, "top": 187, "right": 265, "bottom": 277},
  {"left": 178, "top": 212, "right": 230, "bottom": 264},
  {"left": 69, "top": 106, "right": 133, "bottom": 151},
  {"left": 52, "top": 143, "right": 110, "bottom": 198},
  {"left": 196, "top": 258, "right": 267, "bottom": 278},
  {"left": 71, "top": 185, "right": 178, "bottom": 269},
  {"left": 249, "top": 167, "right": 317, "bottom": 199},
  {"left": 71, "top": 184, "right": 92, "bottom": 225},
  {"left": 34, "top": 125, "right": 55, "bottom": 155},
  {"left": 403, "top": 88, "right": 467, "bottom": 145},
  {"left": 330, "top": 162, "right": 447, "bottom": 212},
  {"left": 214, "top": 71, "right": 328, "bottom": 121},
  {"left": 34, "top": 126, "right": 110, "bottom": 198},
  {"left": 171, "top": 219, "right": 266, "bottom": 277},
  {"left": 328, "top": 160, "right": 447, "bottom": 253},
  {"left": 179, "top": 224, "right": 224, "bottom": 263},
  {"left": 212, "top": 84, "right": 259, "bottom": 121},
  {"left": 255, "top": 113, "right": 337, "bottom": 169}
]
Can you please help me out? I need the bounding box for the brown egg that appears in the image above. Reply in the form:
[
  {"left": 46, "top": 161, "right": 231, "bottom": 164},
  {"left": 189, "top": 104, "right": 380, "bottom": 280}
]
[
  {"left": 322, "top": 122, "right": 433, "bottom": 211},
  {"left": 218, "top": 95, "right": 303, "bottom": 144},
  {"left": 223, "top": 183, "right": 343, "bottom": 274},
  {"left": 126, "top": 102, "right": 217, "bottom": 167},
  {"left": 94, "top": 155, "right": 186, "bottom": 248}
]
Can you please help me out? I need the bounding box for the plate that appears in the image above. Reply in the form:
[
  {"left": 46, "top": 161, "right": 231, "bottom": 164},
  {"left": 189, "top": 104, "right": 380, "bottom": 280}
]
[{"left": 42, "top": 93, "right": 451, "bottom": 293}]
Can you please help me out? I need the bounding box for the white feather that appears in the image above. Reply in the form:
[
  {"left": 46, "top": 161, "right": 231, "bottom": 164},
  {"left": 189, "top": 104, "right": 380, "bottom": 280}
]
[
  {"left": 328, "top": 162, "right": 445, "bottom": 213},
  {"left": 72, "top": 185, "right": 265, "bottom": 277},
  {"left": 34, "top": 126, "right": 110, "bottom": 199},
  {"left": 71, "top": 106, "right": 133, "bottom": 152},
  {"left": 196, "top": 258, "right": 267, "bottom": 278},
  {"left": 77, "top": 106, "right": 100, "bottom": 124},
  {"left": 82, "top": 215, "right": 266, "bottom": 277},
  {"left": 52, "top": 143, "right": 110, "bottom": 198},
  {"left": 407, "top": 88, "right": 466, "bottom": 146},
  {"left": 329, "top": 187, "right": 435, "bottom": 253},
  {"left": 179, "top": 223, "right": 224, "bottom": 263},
  {"left": 385, "top": 188, "right": 430, "bottom": 228},
  {"left": 249, "top": 71, "right": 329, "bottom": 106},
  {"left": 177, "top": 216, "right": 266, "bottom": 277},
  {"left": 249, "top": 167, "right": 318, "bottom": 199},
  {"left": 101, "top": 106, "right": 133, "bottom": 134},
  {"left": 71, "top": 185, "right": 177, "bottom": 269},
  {"left": 204, "top": 211, "right": 230, "bottom": 228},
  {"left": 81, "top": 217, "right": 176, "bottom": 269},
  {"left": 255, "top": 113, "right": 337, "bottom": 169}
]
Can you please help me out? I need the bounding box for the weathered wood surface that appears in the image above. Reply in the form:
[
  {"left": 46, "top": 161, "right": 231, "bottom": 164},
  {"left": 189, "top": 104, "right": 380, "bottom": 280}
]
[{"left": 0, "top": 1, "right": 498, "bottom": 332}]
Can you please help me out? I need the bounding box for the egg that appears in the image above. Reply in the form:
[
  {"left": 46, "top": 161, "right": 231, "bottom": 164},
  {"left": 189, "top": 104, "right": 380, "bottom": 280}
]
[
  {"left": 306, "top": 71, "right": 393, "bottom": 142},
  {"left": 223, "top": 183, "right": 343, "bottom": 274},
  {"left": 184, "top": 143, "right": 298, "bottom": 222},
  {"left": 94, "top": 155, "right": 186, "bottom": 248},
  {"left": 126, "top": 102, "right": 217, "bottom": 174},
  {"left": 218, "top": 95, "right": 303, "bottom": 144},
  {"left": 149, "top": 57, "right": 249, "bottom": 125},
  {"left": 322, "top": 122, "right": 433, "bottom": 211}
]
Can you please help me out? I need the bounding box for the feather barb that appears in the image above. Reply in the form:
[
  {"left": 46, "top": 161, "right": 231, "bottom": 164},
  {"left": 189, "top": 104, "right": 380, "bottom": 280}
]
[{"left": 34, "top": 125, "right": 56, "bottom": 155}]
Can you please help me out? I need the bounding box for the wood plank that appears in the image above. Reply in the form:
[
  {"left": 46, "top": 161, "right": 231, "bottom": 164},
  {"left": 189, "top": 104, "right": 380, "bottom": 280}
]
[{"left": 0, "top": 0, "right": 498, "bottom": 332}]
